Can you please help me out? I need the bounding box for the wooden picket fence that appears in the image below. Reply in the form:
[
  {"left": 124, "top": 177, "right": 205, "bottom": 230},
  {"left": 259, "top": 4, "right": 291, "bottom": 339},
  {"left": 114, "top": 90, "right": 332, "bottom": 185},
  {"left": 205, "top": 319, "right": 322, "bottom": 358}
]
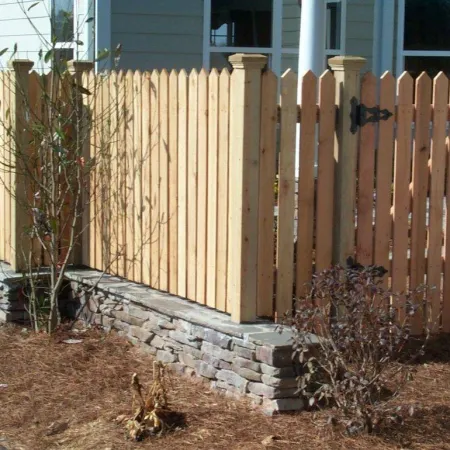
[{"left": 2, "top": 55, "right": 450, "bottom": 330}]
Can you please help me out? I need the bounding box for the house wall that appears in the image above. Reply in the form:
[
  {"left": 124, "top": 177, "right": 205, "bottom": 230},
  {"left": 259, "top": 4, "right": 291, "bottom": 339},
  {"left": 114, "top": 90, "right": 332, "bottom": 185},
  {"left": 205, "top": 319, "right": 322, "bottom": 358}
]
[
  {"left": 0, "top": 0, "right": 51, "bottom": 70},
  {"left": 345, "top": 0, "right": 375, "bottom": 72},
  {"left": 110, "top": 0, "right": 204, "bottom": 71},
  {"left": 0, "top": 0, "right": 93, "bottom": 72}
]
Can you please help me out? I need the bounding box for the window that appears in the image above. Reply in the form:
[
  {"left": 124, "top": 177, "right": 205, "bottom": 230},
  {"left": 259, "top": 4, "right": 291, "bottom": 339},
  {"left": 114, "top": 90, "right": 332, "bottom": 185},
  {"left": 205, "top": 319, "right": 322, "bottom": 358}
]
[
  {"left": 397, "top": 0, "right": 450, "bottom": 78},
  {"left": 205, "top": 0, "right": 346, "bottom": 75},
  {"left": 52, "top": 0, "right": 75, "bottom": 43}
]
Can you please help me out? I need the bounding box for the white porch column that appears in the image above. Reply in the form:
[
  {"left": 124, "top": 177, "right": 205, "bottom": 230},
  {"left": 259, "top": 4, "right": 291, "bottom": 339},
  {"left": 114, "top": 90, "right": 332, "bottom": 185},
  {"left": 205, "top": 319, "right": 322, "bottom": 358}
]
[
  {"left": 296, "top": 0, "right": 326, "bottom": 171},
  {"left": 297, "top": 0, "right": 327, "bottom": 87}
]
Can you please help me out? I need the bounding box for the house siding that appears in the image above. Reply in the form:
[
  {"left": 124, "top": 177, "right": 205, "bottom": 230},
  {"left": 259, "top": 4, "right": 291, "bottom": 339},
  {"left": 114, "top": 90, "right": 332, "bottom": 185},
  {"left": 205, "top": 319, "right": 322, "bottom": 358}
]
[
  {"left": 110, "top": 0, "right": 204, "bottom": 71},
  {"left": 345, "top": 0, "right": 375, "bottom": 71},
  {"left": 0, "top": 0, "right": 51, "bottom": 70}
]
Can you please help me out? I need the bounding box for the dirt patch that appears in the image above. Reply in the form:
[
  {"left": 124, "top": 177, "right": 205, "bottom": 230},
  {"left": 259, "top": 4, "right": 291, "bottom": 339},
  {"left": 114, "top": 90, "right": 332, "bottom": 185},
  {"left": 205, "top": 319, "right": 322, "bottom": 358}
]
[{"left": 1, "top": 323, "right": 450, "bottom": 449}]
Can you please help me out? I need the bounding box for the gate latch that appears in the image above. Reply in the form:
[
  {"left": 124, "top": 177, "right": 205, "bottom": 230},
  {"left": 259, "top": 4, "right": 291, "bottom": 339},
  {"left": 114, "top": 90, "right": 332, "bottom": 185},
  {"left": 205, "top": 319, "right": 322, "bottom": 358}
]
[{"left": 350, "top": 97, "right": 394, "bottom": 134}]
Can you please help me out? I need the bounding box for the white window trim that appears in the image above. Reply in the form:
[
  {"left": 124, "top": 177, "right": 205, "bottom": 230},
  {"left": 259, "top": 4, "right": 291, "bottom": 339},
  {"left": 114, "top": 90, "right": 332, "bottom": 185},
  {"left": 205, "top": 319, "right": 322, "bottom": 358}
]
[{"left": 203, "top": 0, "right": 346, "bottom": 76}]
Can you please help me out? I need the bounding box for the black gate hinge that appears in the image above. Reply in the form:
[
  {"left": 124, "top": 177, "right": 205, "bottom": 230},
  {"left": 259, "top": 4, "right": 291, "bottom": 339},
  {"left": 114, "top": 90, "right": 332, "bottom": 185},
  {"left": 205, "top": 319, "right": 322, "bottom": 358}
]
[{"left": 350, "top": 97, "right": 394, "bottom": 134}]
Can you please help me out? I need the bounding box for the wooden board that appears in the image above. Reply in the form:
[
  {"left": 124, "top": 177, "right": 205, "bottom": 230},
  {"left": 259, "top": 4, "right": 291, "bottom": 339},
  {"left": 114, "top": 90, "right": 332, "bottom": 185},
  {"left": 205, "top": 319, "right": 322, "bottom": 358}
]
[
  {"left": 356, "top": 72, "right": 377, "bottom": 265},
  {"left": 374, "top": 72, "right": 395, "bottom": 288},
  {"left": 168, "top": 70, "right": 179, "bottom": 294},
  {"left": 150, "top": 70, "right": 160, "bottom": 288},
  {"left": 392, "top": 73, "right": 414, "bottom": 320},
  {"left": 206, "top": 69, "right": 219, "bottom": 309},
  {"left": 427, "top": 73, "right": 448, "bottom": 330},
  {"left": 410, "top": 73, "right": 432, "bottom": 332},
  {"left": 216, "top": 69, "right": 230, "bottom": 312},
  {"left": 141, "top": 71, "right": 152, "bottom": 285},
  {"left": 177, "top": 70, "right": 188, "bottom": 298},
  {"left": 133, "top": 71, "right": 143, "bottom": 282},
  {"left": 196, "top": 69, "right": 208, "bottom": 304},
  {"left": 187, "top": 70, "right": 198, "bottom": 301},
  {"left": 159, "top": 70, "right": 169, "bottom": 291},
  {"left": 315, "top": 70, "right": 336, "bottom": 274},
  {"left": 296, "top": 71, "right": 317, "bottom": 297},
  {"left": 257, "top": 70, "right": 278, "bottom": 316},
  {"left": 275, "top": 70, "right": 297, "bottom": 319}
]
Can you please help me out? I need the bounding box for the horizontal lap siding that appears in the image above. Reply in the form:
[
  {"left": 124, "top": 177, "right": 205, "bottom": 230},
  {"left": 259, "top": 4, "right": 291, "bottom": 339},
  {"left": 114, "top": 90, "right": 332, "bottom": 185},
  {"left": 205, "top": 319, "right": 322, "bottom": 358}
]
[{"left": 111, "top": 0, "right": 203, "bottom": 71}]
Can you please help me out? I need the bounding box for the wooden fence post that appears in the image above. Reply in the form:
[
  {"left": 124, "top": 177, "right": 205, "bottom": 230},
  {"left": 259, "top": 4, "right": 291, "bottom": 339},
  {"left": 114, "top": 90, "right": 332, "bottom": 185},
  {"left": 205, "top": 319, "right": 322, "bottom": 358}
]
[
  {"left": 328, "top": 56, "right": 366, "bottom": 265},
  {"left": 67, "top": 60, "right": 94, "bottom": 266},
  {"left": 228, "top": 53, "right": 267, "bottom": 323},
  {"left": 8, "top": 59, "right": 34, "bottom": 272}
]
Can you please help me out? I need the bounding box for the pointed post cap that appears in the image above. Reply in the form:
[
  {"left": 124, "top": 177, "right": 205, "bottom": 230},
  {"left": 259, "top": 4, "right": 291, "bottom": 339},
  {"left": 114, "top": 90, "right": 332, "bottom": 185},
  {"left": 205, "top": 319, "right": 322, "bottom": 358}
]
[
  {"left": 328, "top": 56, "right": 367, "bottom": 72},
  {"left": 67, "top": 60, "right": 94, "bottom": 74},
  {"left": 7, "top": 59, "right": 34, "bottom": 72},
  {"left": 228, "top": 53, "right": 268, "bottom": 70}
]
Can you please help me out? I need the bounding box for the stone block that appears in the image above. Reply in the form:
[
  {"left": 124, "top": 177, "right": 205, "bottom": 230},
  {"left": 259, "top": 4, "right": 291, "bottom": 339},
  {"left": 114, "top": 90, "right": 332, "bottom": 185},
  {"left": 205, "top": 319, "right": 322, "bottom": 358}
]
[
  {"left": 255, "top": 346, "right": 292, "bottom": 367},
  {"left": 152, "top": 328, "right": 170, "bottom": 338},
  {"left": 163, "top": 339, "right": 183, "bottom": 352},
  {"left": 247, "top": 393, "right": 263, "bottom": 406},
  {"left": 138, "top": 343, "right": 157, "bottom": 356},
  {"left": 232, "top": 356, "right": 261, "bottom": 372},
  {"left": 247, "top": 382, "right": 298, "bottom": 399},
  {"left": 203, "top": 329, "right": 232, "bottom": 349},
  {"left": 150, "top": 335, "right": 166, "bottom": 349},
  {"left": 128, "top": 305, "right": 152, "bottom": 321},
  {"left": 202, "top": 353, "right": 231, "bottom": 370},
  {"left": 232, "top": 365, "right": 262, "bottom": 382},
  {"left": 261, "top": 374, "right": 298, "bottom": 389},
  {"left": 190, "top": 325, "right": 206, "bottom": 340},
  {"left": 169, "top": 330, "right": 201, "bottom": 348},
  {"left": 129, "top": 326, "right": 153, "bottom": 344},
  {"left": 156, "top": 350, "right": 177, "bottom": 364},
  {"left": 260, "top": 363, "right": 296, "bottom": 378},
  {"left": 167, "top": 363, "right": 185, "bottom": 376},
  {"left": 173, "top": 319, "right": 192, "bottom": 333},
  {"left": 233, "top": 345, "right": 256, "bottom": 361},
  {"left": 178, "top": 352, "right": 198, "bottom": 368},
  {"left": 232, "top": 338, "right": 256, "bottom": 350},
  {"left": 111, "top": 310, "right": 145, "bottom": 327},
  {"left": 216, "top": 370, "right": 248, "bottom": 393},
  {"left": 262, "top": 398, "right": 304, "bottom": 415},
  {"left": 183, "top": 345, "right": 203, "bottom": 359},
  {"left": 112, "top": 319, "right": 130, "bottom": 333},
  {"left": 215, "top": 380, "right": 245, "bottom": 397},
  {"left": 194, "top": 361, "right": 218, "bottom": 379},
  {"left": 201, "top": 341, "right": 234, "bottom": 362}
]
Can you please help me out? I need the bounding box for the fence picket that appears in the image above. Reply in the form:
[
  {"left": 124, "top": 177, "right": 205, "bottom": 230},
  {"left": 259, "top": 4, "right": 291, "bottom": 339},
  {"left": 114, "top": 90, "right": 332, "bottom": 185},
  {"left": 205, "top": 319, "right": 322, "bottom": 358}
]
[
  {"left": 276, "top": 69, "right": 297, "bottom": 319},
  {"left": 257, "top": 70, "right": 278, "bottom": 316},
  {"left": 315, "top": 71, "right": 335, "bottom": 274},
  {"left": 443, "top": 81, "right": 450, "bottom": 333},
  {"left": 392, "top": 73, "right": 414, "bottom": 320},
  {"left": 159, "top": 69, "right": 169, "bottom": 291},
  {"left": 142, "top": 71, "right": 151, "bottom": 285},
  {"left": 187, "top": 70, "right": 198, "bottom": 301},
  {"left": 177, "top": 70, "right": 188, "bottom": 298},
  {"left": 109, "top": 71, "right": 118, "bottom": 275},
  {"left": 296, "top": 71, "right": 317, "bottom": 298},
  {"left": 217, "top": 69, "right": 230, "bottom": 313},
  {"left": 133, "top": 71, "right": 143, "bottom": 283},
  {"left": 150, "top": 70, "right": 160, "bottom": 288},
  {"left": 374, "top": 72, "right": 395, "bottom": 287},
  {"left": 206, "top": 69, "right": 219, "bottom": 309},
  {"left": 0, "top": 71, "right": 5, "bottom": 262},
  {"left": 410, "top": 73, "right": 432, "bottom": 332},
  {"left": 356, "top": 72, "right": 377, "bottom": 265},
  {"left": 168, "top": 70, "right": 179, "bottom": 294},
  {"left": 196, "top": 69, "right": 208, "bottom": 304},
  {"left": 428, "top": 73, "right": 448, "bottom": 330}
]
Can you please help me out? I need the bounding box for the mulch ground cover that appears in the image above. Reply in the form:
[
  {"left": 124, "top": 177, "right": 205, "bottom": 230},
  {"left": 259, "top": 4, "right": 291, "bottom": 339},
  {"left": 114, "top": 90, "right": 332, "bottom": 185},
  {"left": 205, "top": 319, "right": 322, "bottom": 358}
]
[{"left": 1, "top": 323, "right": 450, "bottom": 450}]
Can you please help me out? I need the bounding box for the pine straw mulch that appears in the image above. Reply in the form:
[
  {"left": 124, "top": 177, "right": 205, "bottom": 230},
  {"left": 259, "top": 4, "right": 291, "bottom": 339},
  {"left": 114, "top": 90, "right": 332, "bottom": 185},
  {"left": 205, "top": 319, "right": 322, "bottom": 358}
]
[{"left": 1, "top": 323, "right": 450, "bottom": 450}]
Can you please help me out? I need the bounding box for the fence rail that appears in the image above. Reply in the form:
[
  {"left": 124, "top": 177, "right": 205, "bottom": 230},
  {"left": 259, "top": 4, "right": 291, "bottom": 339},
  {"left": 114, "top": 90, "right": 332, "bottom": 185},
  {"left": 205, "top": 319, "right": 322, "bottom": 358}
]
[{"left": 2, "top": 55, "right": 450, "bottom": 332}]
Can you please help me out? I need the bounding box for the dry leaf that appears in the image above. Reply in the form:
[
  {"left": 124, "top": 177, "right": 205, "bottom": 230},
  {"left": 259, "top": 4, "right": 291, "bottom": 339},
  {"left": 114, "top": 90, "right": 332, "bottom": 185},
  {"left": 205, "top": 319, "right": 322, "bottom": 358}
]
[
  {"left": 46, "top": 421, "right": 69, "bottom": 436},
  {"left": 62, "top": 339, "right": 83, "bottom": 344}
]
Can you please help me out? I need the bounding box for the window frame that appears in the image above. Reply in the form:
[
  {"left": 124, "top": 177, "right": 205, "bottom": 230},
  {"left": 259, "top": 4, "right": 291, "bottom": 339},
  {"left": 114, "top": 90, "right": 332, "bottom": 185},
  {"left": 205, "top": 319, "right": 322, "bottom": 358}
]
[
  {"left": 51, "top": 0, "right": 77, "bottom": 50},
  {"left": 203, "top": 0, "right": 347, "bottom": 76},
  {"left": 396, "top": 0, "right": 450, "bottom": 76}
]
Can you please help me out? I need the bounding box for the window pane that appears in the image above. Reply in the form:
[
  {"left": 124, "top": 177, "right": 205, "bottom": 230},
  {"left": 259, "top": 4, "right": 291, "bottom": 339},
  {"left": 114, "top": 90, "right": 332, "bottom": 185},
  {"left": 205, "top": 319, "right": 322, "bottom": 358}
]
[
  {"left": 405, "top": 0, "right": 450, "bottom": 51},
  {"left": 326, "top": 2, "right": 341, "bottom": 50},
  {"left": 210, "top": 0, "right": 272, "bottom": 48},
  {"left": 405, "top": 56, "right": 450, "bottom": 78},
  {"left": 53, "top": 0, "right": 74, "bottom": 42}
]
